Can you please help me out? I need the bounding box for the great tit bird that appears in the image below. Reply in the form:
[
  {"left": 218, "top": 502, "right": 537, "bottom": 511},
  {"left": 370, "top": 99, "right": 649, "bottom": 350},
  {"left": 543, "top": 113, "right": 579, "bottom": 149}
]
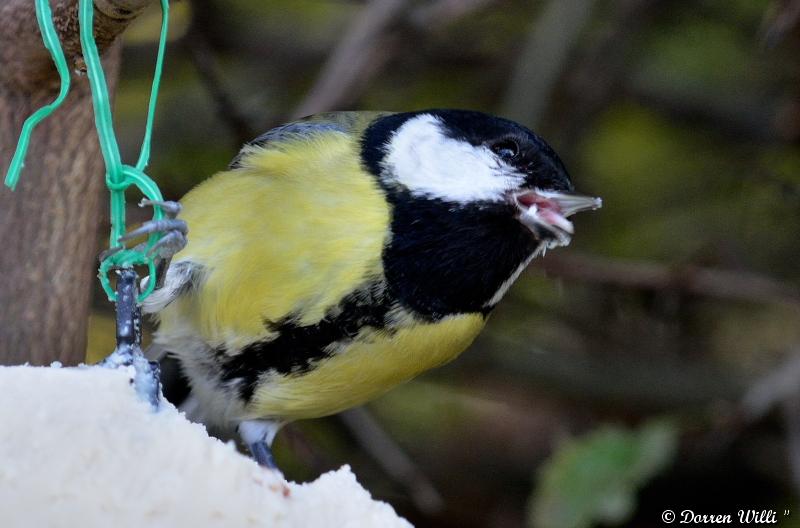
[{"left": 141, "top": 109, "right": 601, "bottom": 468}]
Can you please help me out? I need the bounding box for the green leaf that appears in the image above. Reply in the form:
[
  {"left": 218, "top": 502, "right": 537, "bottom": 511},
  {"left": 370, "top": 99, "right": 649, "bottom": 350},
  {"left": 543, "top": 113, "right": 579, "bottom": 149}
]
[{"left": 527, "top": 420, "right": 678, "bottom": 528}]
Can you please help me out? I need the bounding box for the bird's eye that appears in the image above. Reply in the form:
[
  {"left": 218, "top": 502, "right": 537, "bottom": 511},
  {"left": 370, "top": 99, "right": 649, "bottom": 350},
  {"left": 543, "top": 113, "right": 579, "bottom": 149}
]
[{"left": 490, "top": 139, "right": 519, "bottom": 160}]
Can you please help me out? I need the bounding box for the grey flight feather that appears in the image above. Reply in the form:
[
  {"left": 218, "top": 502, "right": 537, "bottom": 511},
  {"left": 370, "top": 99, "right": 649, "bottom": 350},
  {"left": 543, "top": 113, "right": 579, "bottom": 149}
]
[{"left": 228, "top": 112, "right": 392, "bottom": 169}]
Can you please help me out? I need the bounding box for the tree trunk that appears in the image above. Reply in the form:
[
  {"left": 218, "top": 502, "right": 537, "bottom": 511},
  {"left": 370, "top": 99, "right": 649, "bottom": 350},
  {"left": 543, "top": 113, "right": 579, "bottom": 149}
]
[{"left": 0, "top": 0, "right": 152, "bottom": 366}]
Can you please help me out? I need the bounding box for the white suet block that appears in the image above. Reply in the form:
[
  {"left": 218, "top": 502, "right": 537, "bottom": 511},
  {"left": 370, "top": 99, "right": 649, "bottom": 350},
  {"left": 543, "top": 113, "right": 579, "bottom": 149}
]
[{"left": 0, "top": 364, "right": 411, "bottom": 528}]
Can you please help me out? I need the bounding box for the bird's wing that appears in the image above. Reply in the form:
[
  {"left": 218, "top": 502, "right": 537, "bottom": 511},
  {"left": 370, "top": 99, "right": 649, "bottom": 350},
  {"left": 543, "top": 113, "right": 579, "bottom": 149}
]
[
  {"left": 229, "top": 112, "right": 391, "bottom": 169},
  {"left": 158, "top": 113, "right": 393, "bottom": 351}
]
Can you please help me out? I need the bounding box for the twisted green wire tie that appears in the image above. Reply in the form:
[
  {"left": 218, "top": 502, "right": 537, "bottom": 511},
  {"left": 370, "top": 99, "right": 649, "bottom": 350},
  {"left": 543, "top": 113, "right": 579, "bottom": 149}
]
[{"left": 4, "top": 0, "right": 171, "bottom": 303}]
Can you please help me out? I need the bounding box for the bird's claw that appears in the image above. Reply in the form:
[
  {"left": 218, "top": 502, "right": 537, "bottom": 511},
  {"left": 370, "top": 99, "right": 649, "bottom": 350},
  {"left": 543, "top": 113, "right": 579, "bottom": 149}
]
[
  {"left": 98, "top": 200, "right": 188, "bottom": 291},
  {"left": 98, "top": 245, "right": 123, "bottom": 263},
  {"left": 147, "top": 230, "right": 187, "bottom": 259},
  {"left": 139, "top": 198, "right": 182, "bottom": 217},
  {"left": 118, "top": 200, "right": 188, "bottom": 262},
  {"left": 118, "top": 218, "right": 187, "bottom": 242}
]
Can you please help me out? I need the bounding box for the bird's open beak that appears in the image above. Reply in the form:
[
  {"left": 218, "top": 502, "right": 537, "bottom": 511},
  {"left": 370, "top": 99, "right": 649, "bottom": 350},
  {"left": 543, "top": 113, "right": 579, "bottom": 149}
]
[{"left": 511, "top": 189, "right": 602, "bottom": 247}]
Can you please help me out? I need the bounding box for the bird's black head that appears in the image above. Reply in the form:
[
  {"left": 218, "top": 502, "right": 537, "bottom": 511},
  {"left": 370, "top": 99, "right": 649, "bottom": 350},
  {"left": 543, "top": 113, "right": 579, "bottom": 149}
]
[
  {"left": 362, "top": 109, "right": 601, "bottom": 317},
  {"left": 363, "top": 109, "right": 600, "bottom": 247}
]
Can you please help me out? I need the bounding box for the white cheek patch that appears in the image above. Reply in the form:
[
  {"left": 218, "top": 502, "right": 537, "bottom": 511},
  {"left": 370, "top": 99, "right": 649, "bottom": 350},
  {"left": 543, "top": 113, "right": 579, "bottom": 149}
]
[{"left": 383, "top": 114, "right": 524, "bottom": 203}]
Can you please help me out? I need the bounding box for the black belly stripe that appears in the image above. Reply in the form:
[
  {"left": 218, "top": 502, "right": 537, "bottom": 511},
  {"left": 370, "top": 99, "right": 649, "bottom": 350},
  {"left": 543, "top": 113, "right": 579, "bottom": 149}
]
[{"left": 218, "top": 281, "right": 392, "bottom": 402}]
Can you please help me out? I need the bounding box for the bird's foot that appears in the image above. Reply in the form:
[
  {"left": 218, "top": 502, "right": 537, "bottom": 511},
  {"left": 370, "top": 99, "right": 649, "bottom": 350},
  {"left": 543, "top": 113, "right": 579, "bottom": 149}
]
[
  {"left": 98, "top": 201, "right": 187, "bottom": 263},
  {"left": 98, "top": 200, "right": 189, "bottom": 291},
  {"left": 99, "top": 268, "right": 161, "bottom": 409},
  {"left": 101, "top": 345, "right": 161, "bottom": 409},
  {"left": 120, "top": 199, "right": 188, "bottom": 261},
  {"left": 250, "top": 441, "right": 278, "bottom": 469},
  {"left": 239, "top": 420, "right": 284, "bottom": 470}
]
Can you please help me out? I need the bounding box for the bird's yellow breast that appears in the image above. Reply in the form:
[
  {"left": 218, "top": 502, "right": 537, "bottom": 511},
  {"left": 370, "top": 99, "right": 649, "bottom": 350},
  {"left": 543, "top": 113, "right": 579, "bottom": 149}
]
[{"left": 246, "top": 313, "right": 485, "bottom": 420}]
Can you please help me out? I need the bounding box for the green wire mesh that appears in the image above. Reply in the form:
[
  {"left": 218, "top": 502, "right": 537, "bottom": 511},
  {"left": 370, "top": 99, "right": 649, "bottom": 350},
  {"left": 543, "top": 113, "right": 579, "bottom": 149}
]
[{"left": 4, "top": 0, "right": 171, "bottom": 303}]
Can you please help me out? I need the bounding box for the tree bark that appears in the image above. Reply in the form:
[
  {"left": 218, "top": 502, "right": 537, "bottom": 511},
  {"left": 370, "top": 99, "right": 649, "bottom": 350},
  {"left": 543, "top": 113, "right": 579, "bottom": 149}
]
[{"left": 0, "top": 0, "right": 152, "bottom": 366}]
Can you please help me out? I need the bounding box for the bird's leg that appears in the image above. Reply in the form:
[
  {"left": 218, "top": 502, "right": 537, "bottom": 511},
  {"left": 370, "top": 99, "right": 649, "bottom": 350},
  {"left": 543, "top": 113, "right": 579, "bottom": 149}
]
[
  {"left": 97, "top": 203, "right": 185, "bottom": 406},
  {"left": 100, "top": 268, "right": 161, "bottom": 409},
  {"left": 120, "top": 200, "right": 188, "bottom": 289},
  {"left": 238, "top": 420, "right": 283, "bottom": 469}
]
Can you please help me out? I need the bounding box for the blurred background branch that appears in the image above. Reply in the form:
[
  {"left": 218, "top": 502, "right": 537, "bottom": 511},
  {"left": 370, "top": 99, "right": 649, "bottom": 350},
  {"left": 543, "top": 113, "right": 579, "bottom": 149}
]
[
  {"left": 501, "top": 0, "right": 598, "bottom": 128},
  {"left": 292, "top": 0, "right": 410, "bottom": 119},
  {"left": 537, "top": 252, "right": 800, "bottom": 308},
  {"left": 185, "top": 0, "right": 257, "bottom": 146},
  {"left": 293, "top": 0, "right": 494, "bottom": 119}
]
